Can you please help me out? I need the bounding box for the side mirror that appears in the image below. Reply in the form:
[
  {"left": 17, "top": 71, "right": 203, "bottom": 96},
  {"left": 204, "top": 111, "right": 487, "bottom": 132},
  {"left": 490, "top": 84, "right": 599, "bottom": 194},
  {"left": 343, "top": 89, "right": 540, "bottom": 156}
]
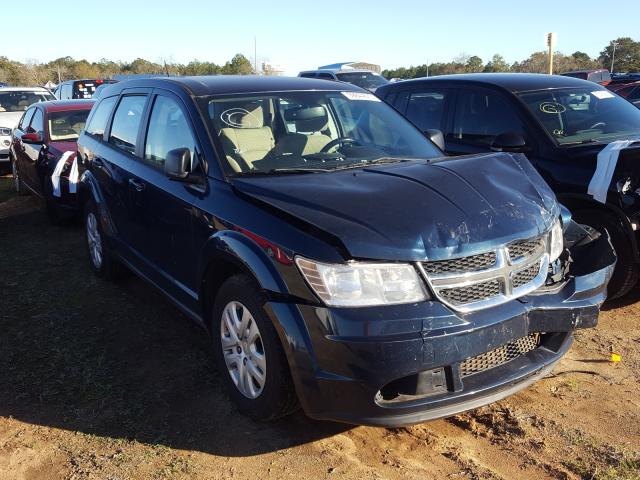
[
  {"left": 165, "top": 147, "right": 195, "bottom": 181},
  {"left": 22, "top": 132, "right": 43, "bottom": 144},
  {"left": 424, "top": 129, "right": 445, "bottom": 151},
  {"left": 491, "top": 132, "right": 528, "bottom": 153}
]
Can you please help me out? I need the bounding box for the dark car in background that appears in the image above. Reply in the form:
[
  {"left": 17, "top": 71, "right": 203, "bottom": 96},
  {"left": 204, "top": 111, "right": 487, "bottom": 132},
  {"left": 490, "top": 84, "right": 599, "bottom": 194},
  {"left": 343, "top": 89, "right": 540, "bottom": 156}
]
[
  {"left": 10, "top": 99, "right": 94, "bottom": 223},
  {"left": 561, "top": 69, "right": 611, "bottom": 86},
  {"left": 609, "top": 81, "right": 640, "bottom": 108},
  {"left": 298, "top": 69, "right": 389, "bottom": 91},
  {"left": 74, "top": 76, "right": 613, "bottom": 426},
  {"left": 54, "top": 78, "right": 117, "bottom": 100},
  {"left": 377, "top": 73, "right": 640, "bottom": 298}
]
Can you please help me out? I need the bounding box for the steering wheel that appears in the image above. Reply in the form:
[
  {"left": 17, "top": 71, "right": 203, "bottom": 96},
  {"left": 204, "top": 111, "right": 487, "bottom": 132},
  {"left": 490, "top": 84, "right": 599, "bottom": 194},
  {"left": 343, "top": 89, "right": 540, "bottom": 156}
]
[
  {"left": 321, "top": 137, "right": 358, "bottom": 153},
  {"left": 589, "top": 121, "right": 606, "bottom": 130}
]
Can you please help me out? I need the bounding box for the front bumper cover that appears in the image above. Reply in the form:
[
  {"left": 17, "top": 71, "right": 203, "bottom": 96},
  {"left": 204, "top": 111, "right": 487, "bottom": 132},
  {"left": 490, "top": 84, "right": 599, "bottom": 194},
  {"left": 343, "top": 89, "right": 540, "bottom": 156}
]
[{"left": 266, "top": 223, "right": 615, "bottom": 427}]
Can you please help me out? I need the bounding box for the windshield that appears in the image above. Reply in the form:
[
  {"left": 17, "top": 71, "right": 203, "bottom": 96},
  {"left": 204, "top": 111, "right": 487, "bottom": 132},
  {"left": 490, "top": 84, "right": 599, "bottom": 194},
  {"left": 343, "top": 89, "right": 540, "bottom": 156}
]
[
  {"left": 48, "top": 109, "right": 91, "bottom": 141},
  {"left": 336, "top": 72, "right": 389, "bottom": 89},
  {"left": 0, "top": 91, "right": 54, "bottom": 112},
  {"left": 202, "top": 90, "right": 442, "bottom": 175},
  {"left": 518, "top": 88, "right": 640, "bottom": 145}
]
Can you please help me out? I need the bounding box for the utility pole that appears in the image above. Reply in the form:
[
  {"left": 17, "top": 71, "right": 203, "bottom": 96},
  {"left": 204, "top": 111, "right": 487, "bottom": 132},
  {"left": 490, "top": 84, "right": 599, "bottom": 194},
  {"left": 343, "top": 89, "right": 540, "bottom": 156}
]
[
  {"left": 546, "top": 32, "right": 556, "bottom": 75},
  {"left": 611, "top": 41, "right": 619, "bottom": 73},
  {"left": 254, "top": 36, "right": 258, "bottom": 75},
  {"left": 426, "top": 58, "right": 429, "bottom": 77}
]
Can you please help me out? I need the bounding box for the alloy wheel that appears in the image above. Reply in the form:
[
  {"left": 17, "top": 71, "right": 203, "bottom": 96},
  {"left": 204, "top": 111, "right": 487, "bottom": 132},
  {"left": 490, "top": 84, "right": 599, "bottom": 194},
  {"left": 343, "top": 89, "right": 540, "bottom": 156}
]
[
  {"left": 220, "top": 301, "right": 266, "bottom": 399},
  {"left": 86, "top": 212, "right": 103, "bottom": 269}
]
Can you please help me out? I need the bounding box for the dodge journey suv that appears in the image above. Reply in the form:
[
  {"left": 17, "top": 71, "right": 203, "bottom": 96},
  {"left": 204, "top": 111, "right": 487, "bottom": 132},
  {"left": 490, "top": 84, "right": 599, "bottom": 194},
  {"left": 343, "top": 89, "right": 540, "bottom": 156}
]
[{"left": 76, "top": 76, "right": 614, "bottom": 426}]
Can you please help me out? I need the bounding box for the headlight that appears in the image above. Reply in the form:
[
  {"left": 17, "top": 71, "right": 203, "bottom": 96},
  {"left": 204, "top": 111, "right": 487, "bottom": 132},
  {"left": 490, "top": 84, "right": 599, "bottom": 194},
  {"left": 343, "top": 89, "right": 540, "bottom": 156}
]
[
  {"left": 295, "top": 257, "right": 428, "bottom": 307},
  {"left": 549, "top": 218, "right": 564, "bottom": 262}
]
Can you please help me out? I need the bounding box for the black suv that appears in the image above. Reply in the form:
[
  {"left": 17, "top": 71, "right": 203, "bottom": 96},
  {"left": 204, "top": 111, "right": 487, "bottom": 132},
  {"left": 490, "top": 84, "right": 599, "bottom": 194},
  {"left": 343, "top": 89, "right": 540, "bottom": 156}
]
[
  {"left": 76, "top": 76, "right": 614, "bottom": 426},
  {"left": 377, "top": 73, "right": 640, "bottom": 299},
  {"left": 54, "top": 79, "right": 117, "bottom": 100}
]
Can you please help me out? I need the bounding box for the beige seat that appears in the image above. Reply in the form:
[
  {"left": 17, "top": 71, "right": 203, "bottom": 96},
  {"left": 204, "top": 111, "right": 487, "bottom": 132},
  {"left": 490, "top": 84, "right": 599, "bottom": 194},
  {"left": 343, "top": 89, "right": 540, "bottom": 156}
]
[
  {"left": 219, "top": 105, "right": 275, "bottom": 172},
  {"left": 273, "top": 106, "right": 331, "bottom": 157}
]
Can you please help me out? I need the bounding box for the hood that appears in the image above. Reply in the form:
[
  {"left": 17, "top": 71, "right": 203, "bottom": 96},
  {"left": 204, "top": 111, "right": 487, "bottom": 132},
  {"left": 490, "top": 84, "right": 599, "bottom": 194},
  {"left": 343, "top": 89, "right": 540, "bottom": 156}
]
[
  {"left": 232, "top": 152, "right": 560, "bottom": 261},
  {"left": 0, "top": 112, "right": 24, "bottom": 129}
]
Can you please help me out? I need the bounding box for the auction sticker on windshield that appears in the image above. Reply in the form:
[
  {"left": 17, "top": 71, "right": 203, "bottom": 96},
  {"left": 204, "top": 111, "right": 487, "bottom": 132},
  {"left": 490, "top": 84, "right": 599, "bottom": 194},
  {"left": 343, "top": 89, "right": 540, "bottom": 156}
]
[
  {"left": 341, "top": 91, "right": 381, "bottom": 102},
  {"left": 592, "top": 90, "right": 615, "bottom": 99}
]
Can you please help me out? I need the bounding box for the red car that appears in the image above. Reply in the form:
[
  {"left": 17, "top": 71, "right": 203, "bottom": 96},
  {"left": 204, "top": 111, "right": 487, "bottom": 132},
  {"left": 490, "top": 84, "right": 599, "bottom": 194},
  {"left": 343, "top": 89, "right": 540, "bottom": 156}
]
[
  {"left": 611, "top": 81, "right": 640, "bottom": 108},
  {"left": 9, "top": 99, "right": 94, "bottom": 223}
]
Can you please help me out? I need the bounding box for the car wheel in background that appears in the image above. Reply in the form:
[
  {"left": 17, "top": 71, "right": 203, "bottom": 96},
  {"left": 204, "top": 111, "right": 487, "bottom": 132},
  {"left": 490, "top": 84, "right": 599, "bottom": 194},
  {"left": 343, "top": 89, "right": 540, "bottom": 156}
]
[
  {"left": 84, "top": 199, "right": 127, "bottom": 280},
  {"left": 573, "top": 209, "right": 639, "bottom": 299},
  {"left": 211, "top": 274, "right": 299, "bottom": 420}
]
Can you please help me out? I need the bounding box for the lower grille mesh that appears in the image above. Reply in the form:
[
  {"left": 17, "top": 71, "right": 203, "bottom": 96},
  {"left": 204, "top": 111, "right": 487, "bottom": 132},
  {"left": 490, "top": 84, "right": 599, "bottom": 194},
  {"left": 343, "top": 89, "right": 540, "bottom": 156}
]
[
  {"left": 460, "top": 334, "right": 541, "bottom": 377},
  {"left": 439, "top": 279, "right": 501, "bottom": 305},
  {"left": 513, "top": 263, "right": 540, "bottom": 289}
]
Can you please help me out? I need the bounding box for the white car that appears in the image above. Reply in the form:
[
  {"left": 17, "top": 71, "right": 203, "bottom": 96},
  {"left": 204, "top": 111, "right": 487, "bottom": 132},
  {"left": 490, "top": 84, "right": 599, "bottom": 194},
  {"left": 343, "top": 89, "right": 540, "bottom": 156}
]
[{"left": 0, "top": 87, "right": 55, "bottom": 171}]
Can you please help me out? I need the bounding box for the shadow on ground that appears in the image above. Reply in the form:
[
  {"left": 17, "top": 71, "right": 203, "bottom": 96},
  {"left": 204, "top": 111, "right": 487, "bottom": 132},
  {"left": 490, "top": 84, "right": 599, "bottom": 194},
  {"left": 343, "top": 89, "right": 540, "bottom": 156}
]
[{"left": 0, "top": 177, "right": 349, "bottom": 457}]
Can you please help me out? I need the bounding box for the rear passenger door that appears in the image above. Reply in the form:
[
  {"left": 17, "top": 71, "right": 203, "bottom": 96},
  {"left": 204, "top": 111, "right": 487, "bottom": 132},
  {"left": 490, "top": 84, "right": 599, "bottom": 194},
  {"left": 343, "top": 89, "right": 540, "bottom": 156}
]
[{"left": 445, "top": 87, "right": 527, "bottom": 155}]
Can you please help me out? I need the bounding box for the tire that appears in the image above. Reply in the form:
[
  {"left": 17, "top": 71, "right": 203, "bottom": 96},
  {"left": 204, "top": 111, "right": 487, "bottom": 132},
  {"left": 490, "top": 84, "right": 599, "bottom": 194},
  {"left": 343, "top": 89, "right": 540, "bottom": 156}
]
[
  {"left": 11, "top": 157, "right": 28, "bottom": 196},
  {"left": 211, "top": 274, "right": 299, "bottom": 421},
  {"left": 83, "top": 199, "right": 127, "bottom": 281},
  {"left": 573, "top": 209, "right": 639, "bottom": 300}
]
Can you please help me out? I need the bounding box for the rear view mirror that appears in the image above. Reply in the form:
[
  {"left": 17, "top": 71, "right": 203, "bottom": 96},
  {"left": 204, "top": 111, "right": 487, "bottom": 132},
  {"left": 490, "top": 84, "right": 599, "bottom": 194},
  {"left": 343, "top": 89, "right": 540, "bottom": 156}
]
[
  {"left": 424, "top": 129, "right": 445, "bottom": 151},
  {"left": 165, "top": 148, "right": 192, "bottom": 180},
  {"left": 22, "top": 132, "right": 43, "bottom": 144},
  {"left": 491, "top": 132, "right": 528, "bottom": 153}
]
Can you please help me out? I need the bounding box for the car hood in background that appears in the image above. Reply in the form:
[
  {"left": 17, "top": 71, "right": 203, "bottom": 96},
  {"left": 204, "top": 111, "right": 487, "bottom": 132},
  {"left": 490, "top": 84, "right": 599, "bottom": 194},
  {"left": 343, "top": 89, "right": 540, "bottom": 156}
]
[
  {"left": 0, "top": 112, "right": 25, "bottom": 129},
  {"left": 232, "top": 153, "right": 560, "bottom": 262}
]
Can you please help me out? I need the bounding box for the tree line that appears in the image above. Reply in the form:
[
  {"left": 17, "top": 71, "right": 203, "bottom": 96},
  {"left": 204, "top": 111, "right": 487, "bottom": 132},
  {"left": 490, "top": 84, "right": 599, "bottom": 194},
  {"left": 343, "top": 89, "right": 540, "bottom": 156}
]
[
  {"left": 0, "top": 54, "right": 254, "bottom": 86},
  {"left": 382, "top": 37, "right": 640, "bottom": 79}
]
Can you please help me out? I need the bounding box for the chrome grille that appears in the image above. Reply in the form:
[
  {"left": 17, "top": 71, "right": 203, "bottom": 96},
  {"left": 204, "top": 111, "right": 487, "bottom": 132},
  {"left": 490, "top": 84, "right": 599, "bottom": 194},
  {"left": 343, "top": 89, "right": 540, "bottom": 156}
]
[
  {"left": 460, "top": 334, "right": 541, "bottom": 377},
  {"left": 422, "top": 252, "right": 496, "bottom": 275},
  {"left": 513, "top": 263, "right": 540, "bottom": 289},
  {"left": 440, "top": 280, "right": 501, "bottom": 305},
  {"left": 418, "top": 235, "right": 549, "bottom": 312},
  {"left": 508, "top": 238, "right": 544, "bottom": 262}
]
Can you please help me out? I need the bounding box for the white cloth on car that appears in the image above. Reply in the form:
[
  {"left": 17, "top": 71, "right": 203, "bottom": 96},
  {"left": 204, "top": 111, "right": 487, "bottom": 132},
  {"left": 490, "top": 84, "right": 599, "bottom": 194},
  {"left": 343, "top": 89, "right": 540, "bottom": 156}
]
[
  {"left": 51, "top": 151, "right": 74, "bottom": 197},
  {"left": 587, "top": 140, "right": 640, "bottom": 204}
]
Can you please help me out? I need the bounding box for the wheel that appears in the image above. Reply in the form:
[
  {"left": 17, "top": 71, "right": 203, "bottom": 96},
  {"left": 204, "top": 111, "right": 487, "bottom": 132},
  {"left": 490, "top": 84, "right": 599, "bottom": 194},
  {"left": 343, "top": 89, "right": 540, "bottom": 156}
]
[
  {"left": 11, "top": 157, "right": 28, "bottom": 196},
  {"left": 84, "top": 199, "right": 127, "bottom": 280},
  {"left": 573, "top": 209, "right": 639, "bottom": 299},
  {"left": 211, "top": 274, "right": 299, "bottom": 420}
]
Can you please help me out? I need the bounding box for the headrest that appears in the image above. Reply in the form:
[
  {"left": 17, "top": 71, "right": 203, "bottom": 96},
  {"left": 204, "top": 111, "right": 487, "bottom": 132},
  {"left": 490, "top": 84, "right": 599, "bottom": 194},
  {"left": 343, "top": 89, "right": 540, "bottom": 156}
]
[{"left": 285, "top": 106, "right": 328, "bottom": 133}]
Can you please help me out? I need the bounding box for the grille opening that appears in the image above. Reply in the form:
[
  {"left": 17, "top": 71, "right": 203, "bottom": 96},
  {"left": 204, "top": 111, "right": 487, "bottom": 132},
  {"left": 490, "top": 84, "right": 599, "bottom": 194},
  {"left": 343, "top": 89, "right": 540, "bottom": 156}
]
[
  {"left": 460, "top": 333, "right": 542, "bottom": 378},
  {"left": 513, "top": 263, "right": 540, "bottom": 289},
  {"left": 440, "top": 279, "right": 501, "bottom": 305},
  {"left": 508, "top": 238, "right": 544, "bottom": 262},
  {"left": 377, "top": 368, "right": 448, "bottom": 404},
  {"left": 422, "top": 251, "right": 496, "bottom": 275}
]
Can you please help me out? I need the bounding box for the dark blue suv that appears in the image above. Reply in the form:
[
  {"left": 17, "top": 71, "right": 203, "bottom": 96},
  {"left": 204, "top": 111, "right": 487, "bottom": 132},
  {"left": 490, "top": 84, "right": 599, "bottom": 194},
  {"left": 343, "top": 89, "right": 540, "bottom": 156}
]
[{"left": 76, "top": 76, "right": 614, "bottom": 426}]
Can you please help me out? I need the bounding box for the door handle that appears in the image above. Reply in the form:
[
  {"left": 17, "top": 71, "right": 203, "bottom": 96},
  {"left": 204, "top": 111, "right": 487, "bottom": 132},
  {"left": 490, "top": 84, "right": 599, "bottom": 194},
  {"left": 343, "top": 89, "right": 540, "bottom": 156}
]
[{"left": 128, "top": 178, "right": 146, "bottom": 192}]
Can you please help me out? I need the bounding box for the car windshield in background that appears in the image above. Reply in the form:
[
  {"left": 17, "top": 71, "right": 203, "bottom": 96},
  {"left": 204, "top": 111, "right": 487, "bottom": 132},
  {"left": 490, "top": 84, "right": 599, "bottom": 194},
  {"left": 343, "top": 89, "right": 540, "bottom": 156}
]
[
  {"left": 336, "top": 72, "right": 389, "bottom": 89},
  {"left": 518, "top": 88, "right": 640, "bottom": 145},
  {"left": 202, "top": 90, "right": 441, "bottom": 175},
  {"left": 0, "top": 91, "right": 54, "bottom": 112},
  {"left": 48, "top": 109, "right": 91, "bottom": 141}
]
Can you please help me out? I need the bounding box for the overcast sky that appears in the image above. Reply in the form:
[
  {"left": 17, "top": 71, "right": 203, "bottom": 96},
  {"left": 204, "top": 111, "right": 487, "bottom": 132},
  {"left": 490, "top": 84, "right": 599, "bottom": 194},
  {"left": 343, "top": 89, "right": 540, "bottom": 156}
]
[{"left": 9, "top": 0, "right": 640, "bottom": 75}]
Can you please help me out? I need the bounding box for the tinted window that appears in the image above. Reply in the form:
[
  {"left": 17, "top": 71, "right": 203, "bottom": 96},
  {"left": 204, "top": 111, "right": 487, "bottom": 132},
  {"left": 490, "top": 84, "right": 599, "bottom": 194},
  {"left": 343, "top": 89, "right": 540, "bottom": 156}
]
[
  {"left": 19, "top": 108, "right": 36, "bottom": 130},
  {"left": 391, "top": 91, "right": 409, "bottom": 112},
  {"left": 299, "top": 73, "right": 316, "bottom": 78},
  {"left": 86, "top": 96, "right": 117, "bottom": 137},
  {"left": 317, "top": 73, "right": 335, "bottom": 80},
  {"left": 109, "top": 95, "right": 147, "bottom": 155},
  {"left": 29, "top": 109, "right": 44, "bottom": 133},
  {"left": 144, "top": 96, "right": 196, "bottom": 169},
  {"left": 405, "top": 89, "right": 448, "bottom": 131},
  {"left": 335, "top": 72, "right": 388, "bottom": 89},
  {"left": 628, "top": 87, "right": 640, "bottom": 101},
  {"left": 449, "top": 89, "right": 524, "bottom": 145}
]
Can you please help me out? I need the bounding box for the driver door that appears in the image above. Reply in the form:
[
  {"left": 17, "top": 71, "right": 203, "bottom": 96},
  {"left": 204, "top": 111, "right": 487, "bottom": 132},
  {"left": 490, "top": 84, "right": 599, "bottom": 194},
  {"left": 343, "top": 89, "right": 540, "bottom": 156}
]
[{"left": 20, "top": 107, "right": 45, "bottom": 194}]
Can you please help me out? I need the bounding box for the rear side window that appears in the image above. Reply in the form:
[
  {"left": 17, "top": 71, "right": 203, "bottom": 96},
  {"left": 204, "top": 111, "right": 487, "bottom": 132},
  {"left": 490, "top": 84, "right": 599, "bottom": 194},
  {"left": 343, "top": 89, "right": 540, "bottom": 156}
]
[
  {"left": 144, "top": 96, "right": 197, "bottom": 169},
  {"left": 449, "top": 89, "right": 524, "bottom": 145},
  {"left": 405, "top": 89, "right": 448, "bottom": 131},
  {"left": 86, "top": 96, "right": 117, "bottom": 137},
  {"left": 109, "top": 95, "right": 147, "bottom": 155}
]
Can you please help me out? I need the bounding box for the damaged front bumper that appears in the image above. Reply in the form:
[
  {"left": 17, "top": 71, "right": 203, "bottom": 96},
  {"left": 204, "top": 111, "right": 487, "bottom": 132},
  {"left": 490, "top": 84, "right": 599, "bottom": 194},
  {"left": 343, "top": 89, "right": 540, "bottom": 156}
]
[{"left": 267, "top": 222, "right": 615, "bottom": 427}]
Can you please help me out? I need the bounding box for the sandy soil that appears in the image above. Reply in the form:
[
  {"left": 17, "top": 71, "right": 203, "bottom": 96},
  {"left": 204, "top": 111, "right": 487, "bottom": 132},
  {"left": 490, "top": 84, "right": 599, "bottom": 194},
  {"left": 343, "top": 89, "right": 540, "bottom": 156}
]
[{"left": 0, "top": 176, "right": 638, "bottom": 480}]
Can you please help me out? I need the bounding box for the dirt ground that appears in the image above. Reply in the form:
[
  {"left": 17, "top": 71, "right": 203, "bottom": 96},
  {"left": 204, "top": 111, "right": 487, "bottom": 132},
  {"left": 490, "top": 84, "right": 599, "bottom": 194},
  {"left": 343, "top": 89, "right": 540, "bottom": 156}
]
[{"left": 0, "top": 175, "right": 639, "bottom": 480}]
